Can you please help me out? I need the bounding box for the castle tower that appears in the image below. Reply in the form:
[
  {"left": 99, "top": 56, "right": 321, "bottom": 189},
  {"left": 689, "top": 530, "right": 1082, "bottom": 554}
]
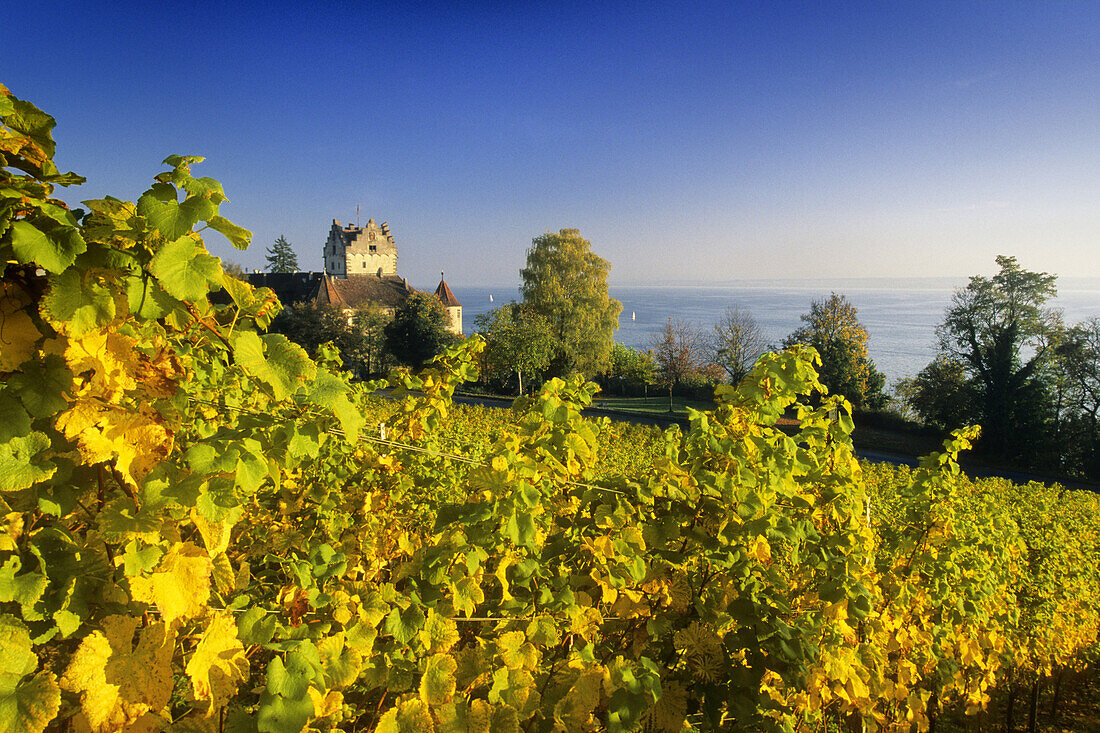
[
  {"left": 324, "top": 218, "right": 397, "bottom": 277},
  {"left": 434, "top": 272, "right": 463, "bottom": 335}
]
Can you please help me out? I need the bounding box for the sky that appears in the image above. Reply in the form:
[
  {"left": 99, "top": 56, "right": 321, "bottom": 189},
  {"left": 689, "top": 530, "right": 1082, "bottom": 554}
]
[{"left": 7, "top": 1, "right": 1099, "bottom": 288}]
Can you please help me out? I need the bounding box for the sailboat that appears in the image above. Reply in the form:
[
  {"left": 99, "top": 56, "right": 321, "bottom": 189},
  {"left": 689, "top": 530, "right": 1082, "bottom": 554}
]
[
  {"left": 489, "top": 293, "right": 494, "bottom": 303},
  {"left": 631, "top": 311, "right": 635, "bottom": 321}
]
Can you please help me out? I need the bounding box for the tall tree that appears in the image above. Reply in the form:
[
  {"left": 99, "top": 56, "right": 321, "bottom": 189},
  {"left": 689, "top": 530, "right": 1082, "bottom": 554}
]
[
  {"left": 709, "top": 305, "right": 767, "bottom": 384},
  {"left": 783, "top": 293, "right": 886, "bottom": 409},
  {"left": 475, "top": 302, "right": 555, "bottom": 395},
  {"left": 265, "top": 234, "right": 299, "bottom": 273},
  {"left": 649, "top": 318, "right": 705, "bottom": 388},
  {"left": 607, "top": 343, "right": 657, "bottom": 394},
  {"left": 384, "top": 291, "right": 456, "bottom": 367},
  {"left": 269, "top": 301, "right": 391, "bottom": 378},
  {"left": 520, "top": 228, "right": 622, "bottom": 377},
  {"left": 935, "top": 255, "right": 1060, "bottom": 461}
]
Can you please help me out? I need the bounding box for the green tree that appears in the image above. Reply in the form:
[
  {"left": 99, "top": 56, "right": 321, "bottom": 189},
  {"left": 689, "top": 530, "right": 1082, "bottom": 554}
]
[
  {"left": 898, "top": 357, "right": 972, "bottom": 431},
  {"left": 783, "top": 293, "right": 886, "bottom": 409},
  {"left": 606, "top": 343, "right": 657, "bottom": 395},
  {"left": 475, "top": 302, "right": 555, "bottom": 395},
  {"left": 935, "top": 255, "right": 1060, "bottom": 461},
  {"left": 270, "top": 301, "right": 391, "bottom": 378},
  {"left": 709, "top": 305, "right": 767, "bottom": 384},
  {"left": 353, "top": 304, "right": 393, "bottom": 376},
  {"left": 384, "top": 291, "right": 456, "bottom": 367},
  {"left": 265, "top": 234, "right": 299, "bottom": 272},
  {"left": 520, "top": 228, "right": 622, "bottom": 377}
]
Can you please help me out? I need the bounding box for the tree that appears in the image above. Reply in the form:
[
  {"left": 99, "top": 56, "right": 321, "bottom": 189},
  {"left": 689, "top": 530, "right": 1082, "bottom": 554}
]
[
  {"left": 935, "top": 255, "right": 1060, "bottom": 461},
  {"left": 607, "top": 343, "right": 657, "bottom": 395},
  {"left": 265, "top": 234, "right": 299, "bottom": 272},
  {"left": 384, "top": 291, "right": 456, "bottom": 367},
  {"left": 783, "top": 293, "right": 886, "bottom": 409},
  {"left": 352, "top": 304, "right": 393, "bottom": 376},
  {"left": 269, "top": 301, "right": 391, "bottom": 378},
  {"left": 1054, "top": 318, "right": 1100, "bottom": 475},
  {"left": 709, "top": 305, "right": 767, "bottom": 384},
  {"left": 520, "top": 228, "right": 622, "bottom": 377},
  {"left": 649, "top": 318, "right": 705, "bottom": 389},
  {"left": 897, "top": 356, "right": 972, "bottom": 431},
  {"left": 475, "top": 302, "right": 555, "bottom": 395},
  {"left": 222, "top": 260, "right": 246, "bottom": 278}
]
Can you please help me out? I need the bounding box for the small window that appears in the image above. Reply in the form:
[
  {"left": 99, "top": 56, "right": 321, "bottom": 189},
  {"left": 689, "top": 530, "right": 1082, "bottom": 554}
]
[
  {"left": 362, "top": 262, "right": 367, "bottom": 269},
  {"left": 369, "top": 245, "right": 377, "bottom": 253}
]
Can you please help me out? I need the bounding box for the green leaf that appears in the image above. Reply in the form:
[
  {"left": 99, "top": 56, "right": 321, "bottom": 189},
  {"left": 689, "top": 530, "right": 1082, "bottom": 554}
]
[
  {"left": 7, "top": 221, "right": 85, "bottom": 274},
  {"left": 385, "top": 604, "right": 426, "bottom": 645},
  {"left": 7, "top": 355, "right": 69, "bottom": 419},
  {"left": 232, "top": 332, "right": 316, "bottom": 401},
  {"left": 150, "top": 236, "right": 222, "bottom": 302},
  {"left": 207, "top": 215, "right": 252, "bottom": 250},
  {"left": 40, "top": 268, "right": 116, "bottom": 335},
  {"left": 124, "top": 273, "right": 177, "bottom": 320},
  {"left": 0, "top": 615, "right": 37, "bottom": 690},
  {"left": 0, "top": 671, "right": 60, "bottom": 733},
  {"left": 0, "top": 557, "right": 48, "bottom": 612},
  {"left": 419, "top": 653, "right": 457, "bottom": 706},
  {"left": 237, "top": 608, "right": 277, "bottom": 646},
  {"left": 0, "top": 433, "right": 56, "bottom": 492},
  {"left": 137, "top": 183, "right": 217, "bottom": 240},
  {"left": 257, "top": 653, "right": 315, "bottom": 733},
  {"left": 0, "top": 390, "right": 32, "bottom": 443}
]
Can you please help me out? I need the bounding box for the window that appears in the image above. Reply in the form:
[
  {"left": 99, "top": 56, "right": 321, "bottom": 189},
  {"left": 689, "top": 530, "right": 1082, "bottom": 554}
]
[{"left": 362, "top": 262, "right": 367, "bottom": 269}]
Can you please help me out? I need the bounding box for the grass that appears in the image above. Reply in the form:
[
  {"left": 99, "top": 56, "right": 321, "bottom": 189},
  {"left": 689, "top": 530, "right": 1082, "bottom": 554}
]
[{"left": 590, "top": 394, "right": 716, "bottom": 417}]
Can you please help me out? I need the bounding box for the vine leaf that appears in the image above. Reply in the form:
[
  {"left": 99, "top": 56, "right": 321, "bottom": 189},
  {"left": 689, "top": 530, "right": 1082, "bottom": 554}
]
[
  {"left": 206, "top": 215, "right": 251, "bottom": 250},
  {"left": 0, "top": 671, "right": 61, "bottom": 733},
  {"left": 8, "top": 220, "right": 85, "bottom": 273},
  {"left": 0, "top": 282, "right": 41, "bottom": 371},
  {"left": 185, "top": 612, "right": 249, "bottom": 715},
  {"left": 40, "top": 268, "right": 116, "bottom": 336},
  {"left": 0, "top": 433, "right": 56, "bottom": 492},
  {"left": 60, "top": 616, "right": 174, "bottom": 732},
  {"left": 257, "top": 653, "right": 315, "bottom": 733},
  {"left": 149, "top": 236, "right": 222, "bottom": 302},
  {"left": 129, "top": 542, "right": 212, "bottom": 623},
  {"left": 233, "top": 331, "right": 316, "bottom": 401},
  {"left": 420, "top": 654, "right": 458, "bottom": 706},
  {"left": 137, "top": 183, "right": 216, "bottom": 241}
]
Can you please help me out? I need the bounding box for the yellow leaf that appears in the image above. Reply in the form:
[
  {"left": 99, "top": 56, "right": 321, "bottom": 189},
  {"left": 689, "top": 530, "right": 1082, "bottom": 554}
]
[
  {"left": 748, "top": 536, "right": 771, "bottom": 563},
  {"left": 60, "top": 616, "right": 175, "bottom": 733},
  {"left": 64, "top": 331, "right": 138, "bottom": 401},
  {"left": 307, "top": 688, "right": 344, "bottom": 719},
  {"left": 185, "top": 612, "right": 249, "bottom": 715},
  {"left": 0, "top": 282, "right": 41, "bottom": 370},
  {"left": 57, "top": 402, "right": 172, "bottom": 487},
  {"left": 130, "top": 542, "right": 212, "bottom": 623},
  {"left": 555, "top": 668, "right": 604, "bottom": 732}
]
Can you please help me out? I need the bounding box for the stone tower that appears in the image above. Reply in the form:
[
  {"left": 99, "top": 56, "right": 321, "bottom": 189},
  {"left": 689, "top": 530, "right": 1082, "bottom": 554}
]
[{"left": 324, "top": 218, "right": 397, "bottom": 278}]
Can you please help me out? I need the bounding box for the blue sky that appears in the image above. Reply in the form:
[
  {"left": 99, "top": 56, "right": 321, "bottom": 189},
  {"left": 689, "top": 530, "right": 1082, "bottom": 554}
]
[{"left": 7, "top": 1, "right": 1099, "bottom": 287}]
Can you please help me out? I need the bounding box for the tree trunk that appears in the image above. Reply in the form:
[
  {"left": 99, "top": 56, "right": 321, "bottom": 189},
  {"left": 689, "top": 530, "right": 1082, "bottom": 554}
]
[
  {"left": 1005, "top": 685, "right": 1016, "bottom": 733},
  {"left": 517, "top": 370, "right": 524, "bottom": 396},
  {"left": 1027, "top": 678, "right": 1040, "bottom": 733},
  {"left": 1050, "top": 668, "right": 1065, "bottom": 722}
]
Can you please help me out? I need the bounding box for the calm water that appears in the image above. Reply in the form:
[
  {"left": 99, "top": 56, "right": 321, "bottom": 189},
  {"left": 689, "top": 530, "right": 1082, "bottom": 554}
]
[{"left": 447, "top": 278, "right": 1100, "bottom": 385}]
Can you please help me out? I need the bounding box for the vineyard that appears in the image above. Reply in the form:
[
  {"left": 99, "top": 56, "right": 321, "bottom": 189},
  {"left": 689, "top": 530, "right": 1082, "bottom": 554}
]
[{"left": 2, "top": 87, "right": 1099, "bottom": 733}]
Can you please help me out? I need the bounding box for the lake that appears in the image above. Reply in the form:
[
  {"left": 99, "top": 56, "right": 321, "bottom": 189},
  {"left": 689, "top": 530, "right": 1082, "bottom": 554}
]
[{"left": 447, "top": 278, "right": 1100, "bottom": 386}]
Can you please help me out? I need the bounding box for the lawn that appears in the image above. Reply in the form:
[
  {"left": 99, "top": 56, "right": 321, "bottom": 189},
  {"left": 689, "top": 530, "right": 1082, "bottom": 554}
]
[{"left": 590, "top": 393, "right": 716, "bottom": 417}]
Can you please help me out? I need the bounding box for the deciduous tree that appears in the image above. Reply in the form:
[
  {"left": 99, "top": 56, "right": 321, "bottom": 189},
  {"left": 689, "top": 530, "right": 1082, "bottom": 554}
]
[
  {"left": 384, "top": 291, "right": 457, "bottom": 367},
  {"left": 520, "top": 228, "right": 622, "bottom": 377},
  {"left": 935, "top": 255, "right": 1060, "bottom": 460},
  {"left": 649, "top": 318, "right": 704, "bottom": 388},
  {"left": 709, "top": 305, "right": 767, "bottom": 384},
  {"left": 475, "top": 302, "right": 555, "bottom": 394},
  {"left": 783, "top": 293, "right": 886, "bottom": 409}
]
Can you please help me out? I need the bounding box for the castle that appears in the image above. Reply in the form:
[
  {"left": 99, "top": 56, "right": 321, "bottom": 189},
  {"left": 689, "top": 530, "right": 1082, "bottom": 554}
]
[{"left": 245, "top": 218, "right": 461, "bottom": 335}]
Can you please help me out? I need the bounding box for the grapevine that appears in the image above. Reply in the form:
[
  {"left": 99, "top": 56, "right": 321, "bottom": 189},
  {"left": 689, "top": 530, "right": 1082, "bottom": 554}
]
[{"left": 1, "top": 86, "right": 1099, "bottom": 733}]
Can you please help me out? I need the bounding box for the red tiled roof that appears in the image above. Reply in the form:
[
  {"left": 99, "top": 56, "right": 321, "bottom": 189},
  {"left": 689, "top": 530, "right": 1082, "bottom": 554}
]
[{"left": 434, "top": 277, "right": 461, "bottom": 307}]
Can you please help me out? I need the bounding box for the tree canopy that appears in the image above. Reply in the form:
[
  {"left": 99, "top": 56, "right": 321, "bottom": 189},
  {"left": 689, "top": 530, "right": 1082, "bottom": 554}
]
[
  {"left": 384, "top": 291, "right": 456, "bottom": 367},
  {"left": 265, "top": 234, "right": 298, "bottom": 273},
  {"left": 709, "top": 305, "right": 767, "bottom": 384},
  {"left": 936, "top": 255, "right": 1059, "bottom": 461},
  {"left": 649, "top": 318, "right": 705, "bottom": 388},
  {"left": 520, "top": 228, "right": 622, "bottom": 377},
  {"left": 475, "top": 302, "right": 555, "bottom": 394},
  {"left": 783, "top": 293, "right": 886, "bottom": 409}
]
